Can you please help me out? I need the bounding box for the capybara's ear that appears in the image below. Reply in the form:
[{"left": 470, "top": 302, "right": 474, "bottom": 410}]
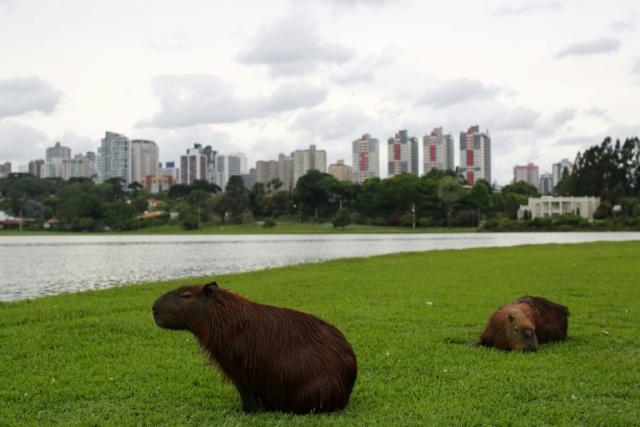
[
  {"left": 508, "top": 313, "right": 515, "bottom": 323},
  {"left": 203, "top": 282, "right": 218, "bottom": 296}
]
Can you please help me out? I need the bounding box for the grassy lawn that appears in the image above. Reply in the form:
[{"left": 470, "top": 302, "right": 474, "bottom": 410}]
[
  {"left": 0, "top": 223, "right": 477, "bottom": 236},
  {"left": 1, "top": 241, "right": 639, "bottom": 425}
]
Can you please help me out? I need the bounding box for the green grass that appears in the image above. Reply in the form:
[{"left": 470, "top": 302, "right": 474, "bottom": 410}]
[
  {"left": 0, "top": 223, "right": 477, "bottom": 235},
  {"left": 1, "top": 241, "right": 639, "bottom": 425}
]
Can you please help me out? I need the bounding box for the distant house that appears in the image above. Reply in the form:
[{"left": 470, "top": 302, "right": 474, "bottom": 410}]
[
  {"left": 0, "top": 211, "right": 25, "bottom": 229},
  {"left": 518, "top": 196, "right": 601, "bottom": 220}
]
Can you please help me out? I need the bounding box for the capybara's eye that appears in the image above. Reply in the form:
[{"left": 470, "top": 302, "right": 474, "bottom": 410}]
[{"left": 180, "top": 292, "right": 192, "bottom": 299}]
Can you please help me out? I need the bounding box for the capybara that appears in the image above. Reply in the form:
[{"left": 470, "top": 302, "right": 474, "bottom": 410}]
[
  {"left": 475, "top": 295, "right": 569, "bottom": 352},
  {"left": 152, "top": 282, "right": 357, "bottom": 414}
]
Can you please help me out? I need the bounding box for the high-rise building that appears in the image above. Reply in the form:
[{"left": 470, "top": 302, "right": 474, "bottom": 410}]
[
  {"left": 60, "top": 153, "right": 95, "bottom": 180},
  {"left": 131, "top": 140, "right": 159, "bottom": 184},
  {"left": 44, "top": 141, "right": 72, "bottom": 179},
  {"left": 98, "top": 131, "right": 132, "bottom": 184},
  {"left": 256, "top": 160, "right": 279, "bottom": 184},
  {"left": 28, "top": 160, "right": 45, "bottom": 178},
  {"left": 180, "top": 146, "right": 207, "bottom": 185},
  {"left": 216, "top": 154, "right": 245, "bottom": 190},
  {"left": 0, "top": 162, "right": 11, "bottom": 177},
  {"left": 387, "top": 130, "right": 418, "bottom": 176},
  {"left": 46, "top": 142, "right": 71, "bottom": 162},
  {"left": 352, "top": 134, "right": 379, "bottom": 184},
  {"left": 459, "top": 125, "right": 491, "bottom": 185},
  {"left": 191, "top": 143, "right": 217, "bottom": 183},
  {"left": 240, "top": 168, "right": 257, "bottom": 190},
  {"left": 539, "top": 173, "right": 554, "bottom": 195},
  {"left": 552, "top": 158, "right": 572, "bottom": 186},
  {"left": 328, "top": 160, "right": 353, "bottom": 182},
  {"left": 292, "top": 145, "right": 327, "bottom": 185},
  {"left": 278, "top": 153, "right": 294, "bottom": 191},
  {"left": 514, "top": 163, "right": 540, "bottom": 189},
  {"left": 423, "top": 128, "right": 454, "bottom": 174}
]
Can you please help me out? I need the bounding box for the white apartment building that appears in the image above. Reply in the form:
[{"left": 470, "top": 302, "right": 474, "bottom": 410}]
[
  {"left": 352, "top": 134, "right": 379, "bottom": 184},
  {"left": 518, "top": 196, "right": 601, "bottom": 220},
  {"left": 216, "top": 154, "right": 245, "bottom": 190},
  {"left": 131, "top": 140, "right": 159, "bottom": 184},
  {"left": 423, "top": 127, "right": 454, "bottom": 174},
  {"left": 292, "top": 145, "right": 326, "bottom": 185},
  {"left": 98, "top": 131, "right": 132, "bottom": 184},
  {"left": 459, "top": 125, "right": 491, "bottom": 185}
]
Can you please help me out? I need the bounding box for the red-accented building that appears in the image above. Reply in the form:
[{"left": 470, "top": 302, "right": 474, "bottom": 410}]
[
  {"left": 459, "top": 125, "right": 491, "bottom": 185},
  {"left": 352, "top": 134, "right": 380, "bottom": 184}
]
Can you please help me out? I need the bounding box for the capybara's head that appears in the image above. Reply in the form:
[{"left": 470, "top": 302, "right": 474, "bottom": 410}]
[
  {"left": 152, "top": 282, "right": 217, "bottom": 330},
  {"left": 505, "top": 307, "right": 539, "bottom": 352}
]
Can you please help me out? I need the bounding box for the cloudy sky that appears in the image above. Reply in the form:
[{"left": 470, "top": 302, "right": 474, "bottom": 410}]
[{"left": 0, "top": 0, "right": 638, "bottom": 184}]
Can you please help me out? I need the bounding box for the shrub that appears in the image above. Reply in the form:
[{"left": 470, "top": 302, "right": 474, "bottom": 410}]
[
  {"left": 181, "top": 214, "right": 199, "bottom": 230},
  {"left": 332, "top": 209, "right": 351, "bottom": 229},
  {"left": 262, "top": 218, "right": 277, "bottom": 228}
]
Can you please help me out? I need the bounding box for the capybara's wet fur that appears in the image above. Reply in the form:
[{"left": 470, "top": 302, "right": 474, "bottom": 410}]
[
  {"left": 476, "top": 295, "right": 569, "bottom": 352},
  {"left": 152, "top": 282, "right": 357, "bottom": 414}
]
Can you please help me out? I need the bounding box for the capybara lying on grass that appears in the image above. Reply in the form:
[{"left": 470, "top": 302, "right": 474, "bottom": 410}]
[
  {"left": 475, "top": 295, "right": 569, "bottom": 352},
  {"left": 152, "top": 282, "right": 357, "bottom": 414}
]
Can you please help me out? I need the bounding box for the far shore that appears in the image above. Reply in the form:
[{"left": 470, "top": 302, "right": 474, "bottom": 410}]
[{"left": 0, "top": 223, "right": 478, "bottom": 236}]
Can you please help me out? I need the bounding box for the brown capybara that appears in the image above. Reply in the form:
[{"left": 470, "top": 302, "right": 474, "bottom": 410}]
[
  {"left": 475, "top": 295, "right": 569, "bottom": 352},
  {"left": 152, "top": 282, "right": 357, "bottom": 414}
]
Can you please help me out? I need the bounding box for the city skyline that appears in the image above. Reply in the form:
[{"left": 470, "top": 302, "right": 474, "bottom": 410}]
[
  {"left": 1, "top": 0, "right": 639, "bottom": 184},
  {"left": 0, "top": 126, "right": 583, "bottom": 189}
]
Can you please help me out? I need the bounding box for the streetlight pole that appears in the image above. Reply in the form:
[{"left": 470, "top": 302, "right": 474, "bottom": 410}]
[{"left": 411, "top": 203, "right": 416, "bottom": 229}]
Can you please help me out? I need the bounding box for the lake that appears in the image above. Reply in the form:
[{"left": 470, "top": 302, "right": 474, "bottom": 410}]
[{"left": 0, "top": 232, "right": 638, "bottom": 301}]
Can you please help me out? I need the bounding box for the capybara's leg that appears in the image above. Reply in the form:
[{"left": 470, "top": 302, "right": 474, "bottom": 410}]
[{"left": 237, "top": 386, "right": 259, "bottom": 413}]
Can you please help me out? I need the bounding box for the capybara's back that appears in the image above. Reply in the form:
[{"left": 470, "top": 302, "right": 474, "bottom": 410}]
[{"left": 516, "top": 295, "right": 569, "bottom": 343}]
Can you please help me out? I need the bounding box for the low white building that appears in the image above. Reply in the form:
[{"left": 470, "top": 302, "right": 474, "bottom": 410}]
[{"left": 518, "top": 196, "right": 601, "bottom": 220}]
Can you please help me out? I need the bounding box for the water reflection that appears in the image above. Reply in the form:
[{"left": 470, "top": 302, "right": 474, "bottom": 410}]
[{"left": 0, "top": 232, "right": 638, "bottom": 301}]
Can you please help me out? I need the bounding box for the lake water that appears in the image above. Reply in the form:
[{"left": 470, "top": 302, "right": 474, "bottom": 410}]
[{"left": 0, "top": 232, "right": 638, "bottom": 301}]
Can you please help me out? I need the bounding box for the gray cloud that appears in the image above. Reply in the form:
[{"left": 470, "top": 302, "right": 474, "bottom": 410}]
[
  {"left": 496, "top": 0, "right": 562, "bottom": 15},
  {"left": 584, "top": 108, "right": 609, "bottom": 121},
  {"left": 550, "top": 108, "right": 577, "bottom": 127},
  {"left": 0, "top": 121, "right": 48, "bottom": 163},
  {"left": 496, "top": 107, "right": 540, "bottom": 131},
  {"left": 0, "top": 0, "right": 15, "bottom": 13},
  {"left": 291, "top": 107, "right": 371, "bottom": 141},
  {"left": 633, "top": 58, "right": 640, "bottom": 74},
  {"left": 237, "top": 14, "right": 354, "bottom": 76},
  {"left": 417, "top": 79, "right": 502, "bottom": 109},
  {"left": 332, "top": 51, "right": 395, "bottom": 85},
  {"left": 0, "top": 77, "right": 62, "bottom": 119},
  {"left": 138, "top": 75, "right": 327, "bottom": 128},
  {"left": 556, "top": 37, "right": 621, "bottom": 58},
  {"left": 608, "top": 20, "right": 638, "bottom": 32}
]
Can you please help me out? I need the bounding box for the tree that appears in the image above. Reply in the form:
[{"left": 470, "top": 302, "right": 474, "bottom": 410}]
[
  {"left": 438, "top": 176, "right": 463, "bottom": 227},
  {"left": 223, "top": 176, "right": 249, "bottom": 224},
  {"left": 294, "top": 170, "right": 338, "bottom": 220}
]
